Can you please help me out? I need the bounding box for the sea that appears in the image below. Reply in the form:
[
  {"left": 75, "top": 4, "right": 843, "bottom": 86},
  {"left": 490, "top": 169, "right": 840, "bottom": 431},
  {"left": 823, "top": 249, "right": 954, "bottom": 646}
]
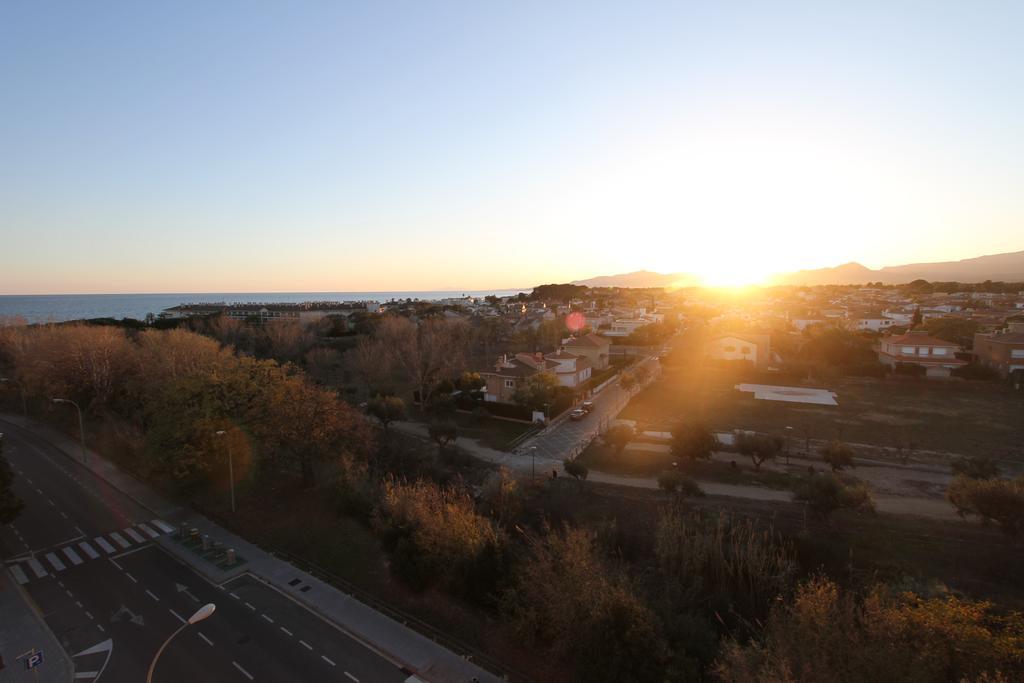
[{"left": 0, "top": 290, "right": 530, "bottom": 324}]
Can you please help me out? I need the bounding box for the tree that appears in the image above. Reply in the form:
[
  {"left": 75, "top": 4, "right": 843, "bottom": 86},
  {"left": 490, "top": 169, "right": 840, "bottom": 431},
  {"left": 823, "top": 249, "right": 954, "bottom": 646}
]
[
  {"left": 736, "top": 433, "right": 784, "bottom": 470},
  {"left": 951, "top": 455, "right": 1000, "bottom": 480},
  {"left": 563, "top": 458, "right": 589, "bottom": 490},
  {"left": 925, "top": 316, "right": 978, "bottom": 347},
  {"left": 792, "top": 473, "right": 874, "bottom": 518},
  {"left": 671, "top": 421, "right": 718, "bottom": 463},
  {"left": 715, "top": 576, "right": 1024, "bottom": 682},
  {"left": 657, "top": 468, "right": 703, "bottom": 498},
  {"left": 603, "top": 424, "right": 634, "bottom": 455},
  {"left": 947, "top": 474, "right": 1024, "bottom": 537},
  {"left": 911, "top": 306, "right": 923, "bottom": 327},
  {"left": 428, "top": 419, "right": 458, "bottom": 454},
  {"left": 0, "top": 437, "right": 25, "bottom": 524},
  {"left": 619, "top": 371, "right": 637, "bottom": 392},
  {"left": 512, "top": 372, "right": 560, "bottom": 412},
  {"left": 367, "top": 395, "right": 406, "bottom": 432},
  {"left": 819, "top": 439, "right": 855, "bottom": 472},
  {"left": 376, "top": 316, "right": 469, "bottom": 407},
  {"left": 503, "top": 525, "right": 667, "bottom": 680},
  {"left": 633, "top": 365, "right": 651, "bottom": 386}
]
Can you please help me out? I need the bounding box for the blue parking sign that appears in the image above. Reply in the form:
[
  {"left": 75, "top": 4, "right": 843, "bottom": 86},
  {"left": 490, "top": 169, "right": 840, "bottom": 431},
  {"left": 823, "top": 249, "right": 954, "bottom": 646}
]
[{"left": 25, "top": 650, "right": 43, "bottom": 669}]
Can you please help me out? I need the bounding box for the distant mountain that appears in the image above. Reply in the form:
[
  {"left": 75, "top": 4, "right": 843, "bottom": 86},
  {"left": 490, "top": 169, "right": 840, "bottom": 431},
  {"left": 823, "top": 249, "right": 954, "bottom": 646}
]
[
  {"left": 571, "top": 270, "right": 701, "bottom": 288},
  {"left": 571, "top": 250, "right": 1024, "bottom": 289},
  {"left": 772, "top": 250, "right": 1024, "bottom": 286}
]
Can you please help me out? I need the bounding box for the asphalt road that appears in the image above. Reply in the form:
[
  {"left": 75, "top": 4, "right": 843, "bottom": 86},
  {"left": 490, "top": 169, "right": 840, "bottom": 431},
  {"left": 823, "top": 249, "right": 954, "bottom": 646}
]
[{"left": 0, "top": 419, "right": 409, "bottom": 683}]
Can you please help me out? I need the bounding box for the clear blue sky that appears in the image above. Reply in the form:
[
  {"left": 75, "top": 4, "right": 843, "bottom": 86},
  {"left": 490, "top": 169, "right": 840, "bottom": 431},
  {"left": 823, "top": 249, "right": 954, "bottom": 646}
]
[{"left": 3, "top": 1, "right": 1023, "bottom": 293}]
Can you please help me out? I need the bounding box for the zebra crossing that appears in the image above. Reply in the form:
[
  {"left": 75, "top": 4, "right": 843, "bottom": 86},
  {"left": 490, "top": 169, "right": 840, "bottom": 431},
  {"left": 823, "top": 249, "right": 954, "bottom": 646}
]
[{"left": 5, "top": 519, "right": 175, "bottom": 585}]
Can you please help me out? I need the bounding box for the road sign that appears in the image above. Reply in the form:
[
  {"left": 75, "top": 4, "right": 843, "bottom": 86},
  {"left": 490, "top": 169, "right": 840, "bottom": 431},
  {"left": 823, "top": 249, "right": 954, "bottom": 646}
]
[{"left": 24, "top": 650, "right": 43, "bottom": 669}]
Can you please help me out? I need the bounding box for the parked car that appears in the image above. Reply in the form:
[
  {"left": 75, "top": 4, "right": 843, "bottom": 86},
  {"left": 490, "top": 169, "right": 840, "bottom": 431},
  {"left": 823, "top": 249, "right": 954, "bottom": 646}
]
[
  {"left": 581, "top": 400, "right": 595, "bottom": 413},
  {"left": 569, "top": 408, "right": 587, "bottom": 421}
]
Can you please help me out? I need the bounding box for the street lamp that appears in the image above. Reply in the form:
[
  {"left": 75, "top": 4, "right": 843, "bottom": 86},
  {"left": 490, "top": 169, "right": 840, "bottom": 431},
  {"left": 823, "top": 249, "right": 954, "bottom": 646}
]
[
  {"left": 51, "top": 398, "right": 86, "bottom": 464},
  {"left": 528, "top": 446, "right": 537, "bottom": 481},
  {"left": 146, "top": 603, "right": 216, "bottom": 683},
  {"left": 0, "top": 378, "right": 27, "bottom": 417},
  {"left": 215, "top": 430, "right": 236, "bottom": 513}
]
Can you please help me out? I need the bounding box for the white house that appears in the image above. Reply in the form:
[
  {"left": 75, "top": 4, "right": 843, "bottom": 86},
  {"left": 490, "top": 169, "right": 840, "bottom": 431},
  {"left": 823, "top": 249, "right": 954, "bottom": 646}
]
[
  {"left": 876, "top": 330, "right": 966, "bottom": 378},
  {"left": 545, "top": 349, "right": 592, "bottom": 388}
]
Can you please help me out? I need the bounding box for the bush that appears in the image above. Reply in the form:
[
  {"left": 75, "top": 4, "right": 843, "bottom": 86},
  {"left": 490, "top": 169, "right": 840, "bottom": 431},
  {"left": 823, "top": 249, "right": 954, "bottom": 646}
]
[
  {"left": 671, "top": 421, "right": 718, "bottom": 462},
  {"left": 735, "top": 432, "right": 785, "bottom": 469},
  {"left": 603, "top": 424, "right": 634, "bottom": 455},
  {"left": 657, "top": 469, "right": 703, "bottom": 498},
  {"left": 715, "top": 576, "right": 1024, "bottom": 682},
  {"left": 951, "top": 455, "right": 1001, "bottom": 480},
  {"left": 793, "top": 473, "right": 874, "bottom": 518},
  {"left": 947, "top": 474, "right": 1024, "bottom": 537},
  {"left": 819, "top": 439, "right": 855, "bottom": 471}
]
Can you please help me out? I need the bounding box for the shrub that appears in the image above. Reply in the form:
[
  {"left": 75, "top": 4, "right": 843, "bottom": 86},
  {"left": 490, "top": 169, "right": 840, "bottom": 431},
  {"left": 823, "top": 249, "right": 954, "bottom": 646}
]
[
  {"left": 657, "top": 469, "right": 703, "bottom": 498},
  {"left": 819, "top": 439, "right": 855, "bottom": 471},
  {"left": 603, "top": 424, "right": 634, "bottom": 455},
  {"left": 735, "top": 432, "right": 785, "bottom": 469},
  {"left": 793, "top": 473, "right": 874, "bottom": 518},
  {"left": 715, "top": 576, "right": 1024, "bottom": 682},
  {"left": 951, "top": 455, "right": 1000, "bottom": 480},
  {"left": 563, "top": 459, "right": 589, "bottom": 489},
  {"left": 947, "top": 474, "right": 1024, "bottom": 537},
  {"left": 671, "top": 421, "right": 718, "bottom": 462}
]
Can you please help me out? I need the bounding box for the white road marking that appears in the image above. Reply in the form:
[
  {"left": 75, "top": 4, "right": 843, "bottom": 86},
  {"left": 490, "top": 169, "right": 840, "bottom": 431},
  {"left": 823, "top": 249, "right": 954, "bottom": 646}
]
[
  {"left": 79, "top": 541, "right": 100, "bottom": 560},
  {"left": 125, "top": 572, "right": 138, "bottom": 583},
  {"left": 152, "top": 519, "right": 175, "bottom": 533},
  {"left": 76, "top": 601, "right": 83, "bottom": 608},
  {"left": 299, "top": 640, "right": 313, "bottom": 650},
  {"left": 321, "top": 655, "right": 336, "bottom": 666},
  {"left": 47, "top": 498, "right": 55, "bottom": 506},
  {"left": 146, "top": 589, "right": 160, "bottom": 602},
  {"left": 139, "top": 523, "right": 160, "bottom": 539},
  {"left": 63, "top": 546, "right": 84, "bottom": 565},
  {"left": 60, "top": 512, "right": 69, "bottom": 519},
  {"left": 109, "top": 532, "right": 131, "bottom": 549},
  {"left": 74, "top": 671, "right": 99, "bottom": 679},
  {"left": 65, "top": 589, "right": 73, "bottom": 598},
  {"left": 169, "top": 609, "right": 186, "bottom": 624},
  {"left": 344, "top": 673, "right": 359, "bottom": 682},
  {"left": 280, "top": 627, "right": 293, "bottom": 636},
  {"left": 45, "top": 552, "right": 67, "bottom": 572},
  {"left": 36, "top": 488, "right": 43, "bottom": 494},
  {"left": 10, "top": 564, "right": 29, "bottom": 584},
  {"left": 123, "top": 528, "right": 145, "bottom": 544},
  {"left": 85, "top": 611, "right": 94, "bottom": 620},
  {"left": 244, "top": 601, "right": 256, "bottom": 611},
  {"left": 198, "top": 632, "right": 214, "bottom": 646},
  {"left": 96, "top": 624, "right": 105, "bottom": 633},
  {"left": 229, "top": 592, "right": 240, "bottom": 599},
  {"left": 261, "top": 614, "right": 274, "bottom": 623},
  {"left": 94, "top": 537, "right": 116, "bottom": 554},
  {"left": 232, "top": 662, "right": 254, "bottom": 680},
  {"left": 108, "top": 558, "right": 123, "bottom": 571}
]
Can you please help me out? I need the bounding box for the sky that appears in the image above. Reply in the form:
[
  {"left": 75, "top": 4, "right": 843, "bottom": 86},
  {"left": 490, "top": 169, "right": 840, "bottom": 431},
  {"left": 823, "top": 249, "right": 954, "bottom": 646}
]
[{"left": 2, "top": 1, "right": 1023, "bottom": 293}]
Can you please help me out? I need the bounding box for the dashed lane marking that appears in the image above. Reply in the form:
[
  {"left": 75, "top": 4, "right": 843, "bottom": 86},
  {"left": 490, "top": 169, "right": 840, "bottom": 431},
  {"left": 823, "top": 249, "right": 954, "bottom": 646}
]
[
  {"left": 344, "top": 673, "right": 359, "bottom": 682},
  {"left": 169, "top": 609, "right": 186, "bottom": 624},
  {"left": 299, "top": 640, "right": 313, "bottom": 651},
  {"left": 280, "top": 627, "right": 293, "bottom": 636},
  {"left": 124, "top": 572, "right": 138, "bottom": 583},
  {"left": 261, "top": 614, "right": 274, "bottom": 623},
  {"left": 198, "top": 632, "right": 213, "bottom": 646},
  {"left": 321, "top": 655, "right": 336, "bottom": 666},
  {"left": 146, "top": 589, "right": 160, "bottom": 602},
  {"left": 233, "top": 662, "right": 254, "bottom": 680}
]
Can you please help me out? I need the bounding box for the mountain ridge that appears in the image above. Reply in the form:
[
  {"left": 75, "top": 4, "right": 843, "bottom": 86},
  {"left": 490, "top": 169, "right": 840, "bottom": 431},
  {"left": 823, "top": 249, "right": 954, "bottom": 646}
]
[{"left": 570, "top": 250, "right": 1024, "bottom": 288}]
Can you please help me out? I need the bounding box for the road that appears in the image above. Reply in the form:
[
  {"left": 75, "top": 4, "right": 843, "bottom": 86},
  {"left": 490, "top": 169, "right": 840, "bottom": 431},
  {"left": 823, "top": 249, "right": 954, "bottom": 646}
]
[
  {"left": 0, "top": 419, "right": 409, "bottom": 683},
  {"left": 517, "top": 355, "right": 661, "bottom": 463}
]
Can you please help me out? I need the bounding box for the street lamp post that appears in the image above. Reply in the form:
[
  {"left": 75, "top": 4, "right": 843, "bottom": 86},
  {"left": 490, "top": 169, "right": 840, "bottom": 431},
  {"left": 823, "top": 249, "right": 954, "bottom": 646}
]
[
  {"left": 146, "top": 603, "right": 216, "bottom": 683},
  {"left": 529, "top": 446, "right": 537, "bottom": 481},
  {"left": 215, "top": 430, "right": 236, "bottom": 513},
  {"left": 51, "top": 398, "right": 86, "bottom": 464},
  {"left": 1, "top": 378, "right": 27, "bottom": 418}
]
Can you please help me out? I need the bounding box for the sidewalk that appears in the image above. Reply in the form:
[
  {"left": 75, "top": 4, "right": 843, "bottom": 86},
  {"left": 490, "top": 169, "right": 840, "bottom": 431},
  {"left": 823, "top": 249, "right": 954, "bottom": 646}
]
[
  {"left": 0, "top": 414, "right": 501, "bottom": 683},
  {"left": 0, "top": 574, "right": 74, "bottom": 683}
]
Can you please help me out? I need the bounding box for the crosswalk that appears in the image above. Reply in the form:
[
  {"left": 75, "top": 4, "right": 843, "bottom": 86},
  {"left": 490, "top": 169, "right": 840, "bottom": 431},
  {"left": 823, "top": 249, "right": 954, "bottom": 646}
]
[{"left": 6, "top": 519, "right": 175, "bottom": 585}]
